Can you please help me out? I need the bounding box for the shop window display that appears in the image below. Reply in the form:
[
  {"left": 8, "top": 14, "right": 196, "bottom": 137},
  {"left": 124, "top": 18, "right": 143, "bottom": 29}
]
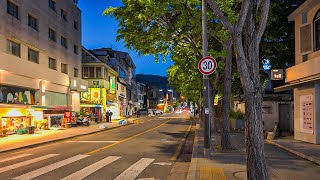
[{"left": 1, "top": 116, "right": 32, "bottom": 135}]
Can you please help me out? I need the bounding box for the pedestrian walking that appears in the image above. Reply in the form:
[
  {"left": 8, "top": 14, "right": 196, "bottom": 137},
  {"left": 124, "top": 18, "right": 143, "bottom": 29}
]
[
  {"left": 105, "top": 110, "right": 110, "bottom": 122},
  {"left": 109, "top": 110, "right": 113, "bottom": 122}
]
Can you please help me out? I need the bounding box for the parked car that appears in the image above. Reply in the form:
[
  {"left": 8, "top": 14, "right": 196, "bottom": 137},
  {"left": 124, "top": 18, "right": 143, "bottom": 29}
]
[
  {"left": 149, "top": 109, "right": 163, "bottom": 116},
  {"left": 137, "top": 109, "right": 149, "bottom": 115}
]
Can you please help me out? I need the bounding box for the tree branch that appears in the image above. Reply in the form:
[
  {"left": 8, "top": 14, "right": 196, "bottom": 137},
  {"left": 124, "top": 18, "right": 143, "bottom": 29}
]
[
  {"left": 234, "top": 0, "right": 250, "bottom": 35},
  {"left": 205, "top": 0, "right": 233, "bottom": 32},
  {"left": 208, "top": 30, "right": 223, "bottom": 45},
  {"left": 257, "top": 0, "right": 270, "bottom": 45}
]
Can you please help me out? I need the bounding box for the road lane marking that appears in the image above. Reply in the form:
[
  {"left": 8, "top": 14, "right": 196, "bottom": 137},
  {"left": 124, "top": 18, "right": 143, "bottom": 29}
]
[
  {"left": 66, "top": 141, "right": 119, "bottom": 143},
  {"left": 10, "top": 123, "right": 134, "bottom": 155},
  {"left": 0, "top": 154, "right": 32, "bottom": 163},
  {"left": 0, "top": 154, "right": 59, "bottom": 173},
  {"left": 170, "top": 122, "right": 192, "bottom": 161},
  {"left": 114, "top": 158, "right": 155, "bottom": 180},
  {"left": 85, "top": 119, "right": 171, "bottom": 155},
  {"left": 153, "top": 162, "right": 172, "bottom": 166},
  {"left": 61, "top": 156, "right": 121, "bottom": 180},
  {"left": 13, "top": 154, "right": 89, "bottom": 180}
]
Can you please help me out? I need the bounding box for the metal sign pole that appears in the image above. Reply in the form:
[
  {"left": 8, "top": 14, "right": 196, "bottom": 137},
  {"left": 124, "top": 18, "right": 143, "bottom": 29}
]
[{"left": 202, "top": 0, "right": 211, "bottom": 158}]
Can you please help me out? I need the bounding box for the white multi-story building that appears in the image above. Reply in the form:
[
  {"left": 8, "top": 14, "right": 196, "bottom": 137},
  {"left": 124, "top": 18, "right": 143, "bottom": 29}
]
[
  {"left": 0, "top": 0, "right": 87, "bottom": 132},
  {"left": 137, "top": 82, "right": 146, "bottom": 108}
]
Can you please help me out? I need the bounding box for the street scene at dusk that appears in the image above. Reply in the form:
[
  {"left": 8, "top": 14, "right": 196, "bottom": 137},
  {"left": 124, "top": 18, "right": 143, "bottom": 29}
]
[{"left": 0, "top": 0, "right": 320, "bottom": 180}]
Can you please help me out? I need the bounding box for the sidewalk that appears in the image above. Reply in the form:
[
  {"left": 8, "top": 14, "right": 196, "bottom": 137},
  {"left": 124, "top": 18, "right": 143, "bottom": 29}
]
[
  {"left": 187, "top": 122, "right": 320, "bottom": 180},
  {"left": 0, "top": 117, "right": 144, "bottom": 153},
  {"left": 266, "top": 137, "right": 320, "bottom": 165},
  {"left": 186, "top": 125, "right": 246, "bottom": 180}
]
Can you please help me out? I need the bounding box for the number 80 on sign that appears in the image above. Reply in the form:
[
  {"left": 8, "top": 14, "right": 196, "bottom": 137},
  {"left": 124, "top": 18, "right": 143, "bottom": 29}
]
[{"left": 198, "top": 56, "right": 217, "bottom": 75}]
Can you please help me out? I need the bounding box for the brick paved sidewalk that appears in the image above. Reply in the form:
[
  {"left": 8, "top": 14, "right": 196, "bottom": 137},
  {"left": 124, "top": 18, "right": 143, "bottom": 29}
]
[{"left": 0, "top": 117, "right": 145, "bottom": 153}]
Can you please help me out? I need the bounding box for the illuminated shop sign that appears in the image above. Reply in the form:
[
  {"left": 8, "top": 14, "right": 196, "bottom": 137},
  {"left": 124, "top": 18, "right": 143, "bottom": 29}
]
[
  {"left": 271, "top": 69, "right": 284, "bottom": 80},
  {"left": 0, "top": 85, "right": 36, "bottom": 105},
  {"left": 110, "top": 76, "right": 116, "bottom": 94}
]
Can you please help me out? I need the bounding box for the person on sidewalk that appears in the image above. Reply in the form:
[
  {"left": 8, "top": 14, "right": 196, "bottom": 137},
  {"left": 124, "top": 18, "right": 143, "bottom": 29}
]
[
  {"left": 105, "top": 110, "right": 110, "bottom": 123},
  {"left": 109, "top": 110, "right": 113, "bottom": 123}
]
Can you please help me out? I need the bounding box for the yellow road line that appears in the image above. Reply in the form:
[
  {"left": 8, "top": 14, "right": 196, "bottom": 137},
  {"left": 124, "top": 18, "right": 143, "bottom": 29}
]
[
  {"left": 85, "top": 119, "right": 171, "bottom": 155},
  {"left": 170, "top": 122, "right": 192, "bottom": 161}
]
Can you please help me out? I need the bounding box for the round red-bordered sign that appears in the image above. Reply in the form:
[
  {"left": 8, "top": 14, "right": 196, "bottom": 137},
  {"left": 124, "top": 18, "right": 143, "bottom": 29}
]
[{"left": 198, "top": 56, "right": 217, "bottom": 75}]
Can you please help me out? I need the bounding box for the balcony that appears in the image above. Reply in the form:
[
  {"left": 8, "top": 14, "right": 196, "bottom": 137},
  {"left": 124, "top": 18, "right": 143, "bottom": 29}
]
[{"left": 286, "top": 56, "right": 320, "bottom": 83}]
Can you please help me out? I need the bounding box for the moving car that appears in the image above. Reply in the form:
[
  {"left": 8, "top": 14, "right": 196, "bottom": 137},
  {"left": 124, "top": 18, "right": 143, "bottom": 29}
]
[{"left": 137, "top": 109, "right": 149, "bottom": 115}]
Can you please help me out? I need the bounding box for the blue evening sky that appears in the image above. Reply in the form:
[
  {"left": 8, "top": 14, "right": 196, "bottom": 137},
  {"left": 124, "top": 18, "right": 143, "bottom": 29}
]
[{"left": 78, "top": 0, "right": 174, "bottom": 76}]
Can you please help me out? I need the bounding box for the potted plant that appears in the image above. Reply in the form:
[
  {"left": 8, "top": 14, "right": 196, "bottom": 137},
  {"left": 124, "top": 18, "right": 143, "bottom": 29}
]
[{"left": 230, "top": 110, "right": 245, "bottom": 130}]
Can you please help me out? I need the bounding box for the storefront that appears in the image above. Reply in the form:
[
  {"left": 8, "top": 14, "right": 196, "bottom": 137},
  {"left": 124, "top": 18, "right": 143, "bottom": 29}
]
[
  {"left": 0, "top": 107, "right": 44, "bottom": 135},
  {"left": 80, "top": 104, "right": 103, "bottom": 122}
]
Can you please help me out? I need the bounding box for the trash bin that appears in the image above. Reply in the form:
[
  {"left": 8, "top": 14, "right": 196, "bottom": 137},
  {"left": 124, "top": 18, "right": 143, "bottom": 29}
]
[{"left": 26, "top": 126, "right": 35, "bottom": 134}]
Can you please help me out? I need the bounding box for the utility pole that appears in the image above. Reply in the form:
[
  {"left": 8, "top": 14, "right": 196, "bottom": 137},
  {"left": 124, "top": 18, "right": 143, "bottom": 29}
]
[{"left": 202, "top": 0, "right": 211, "bottom": 158}]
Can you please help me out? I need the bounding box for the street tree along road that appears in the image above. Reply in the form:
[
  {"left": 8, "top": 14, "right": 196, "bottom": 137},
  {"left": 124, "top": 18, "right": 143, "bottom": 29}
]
[
  {"left": 0, "top": 114, "right": 193, "bottom": 180},
  {"left": 206, "top": 0, "right": 270, "bottom": 179}
]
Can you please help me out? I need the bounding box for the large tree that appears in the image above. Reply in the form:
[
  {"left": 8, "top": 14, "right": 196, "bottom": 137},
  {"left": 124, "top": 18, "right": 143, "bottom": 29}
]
[{"left": 206, "top": 0, "right": 270, "bottom": 179}]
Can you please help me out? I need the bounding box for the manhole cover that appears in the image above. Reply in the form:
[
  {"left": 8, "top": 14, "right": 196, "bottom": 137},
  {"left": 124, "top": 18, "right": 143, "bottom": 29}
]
[{"left": 233, "top": 171, "right": 247, "bottom": 180}]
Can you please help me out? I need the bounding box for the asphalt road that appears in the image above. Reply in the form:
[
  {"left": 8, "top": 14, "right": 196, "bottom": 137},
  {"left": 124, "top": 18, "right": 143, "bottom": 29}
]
[{"left": 0, "top": 112, "right": 193, "bottom": 180}]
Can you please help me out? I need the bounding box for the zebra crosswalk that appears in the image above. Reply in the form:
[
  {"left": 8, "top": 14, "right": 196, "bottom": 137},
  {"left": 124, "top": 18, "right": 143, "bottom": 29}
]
[{"left": 0, "top": 153, "right": 165, "bottom": 180}]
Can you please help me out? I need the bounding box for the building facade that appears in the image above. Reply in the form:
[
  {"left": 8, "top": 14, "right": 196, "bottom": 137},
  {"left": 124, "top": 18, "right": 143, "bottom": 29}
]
[
  {"left": 276, "top": 0, "right": 320, "bottom": 144},
  {"left": 93, "top": 48, "right": 139, "bottom": 116},
  {"left": 81, "top": 47, "right": 119, "bottom": 120},
  {"left": 137, "top": 82, "right": 146, "bottom": 108},
  {"left": 0, "top": 0, "right": 87, "bottom": 133}
]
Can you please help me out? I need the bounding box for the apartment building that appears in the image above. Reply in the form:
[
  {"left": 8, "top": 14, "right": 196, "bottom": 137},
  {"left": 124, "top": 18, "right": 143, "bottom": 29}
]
[
  {"left": 275, "top": 0, "right": 320, "bottom": 144},
  {"left": 93, "top": 48, "right": 139, "bottom": 116},
  {"left": 0, "top": 0, "right": 87, "bottom": 132},
  {"left": 137, "top": 82, "right": 146, "bottom": 108},
  {"left": 81, "top": 47, "right": 119, "bottom": 120}
]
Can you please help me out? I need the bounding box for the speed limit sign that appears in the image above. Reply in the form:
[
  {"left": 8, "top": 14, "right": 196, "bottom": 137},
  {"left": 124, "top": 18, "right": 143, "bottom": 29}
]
[{"left": 198, "top": 56, "right": 217, "bottom": 75}]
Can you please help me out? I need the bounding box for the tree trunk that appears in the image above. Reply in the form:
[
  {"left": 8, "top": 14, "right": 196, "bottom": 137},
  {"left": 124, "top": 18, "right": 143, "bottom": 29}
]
[
  {"left": 232, "top": 2, "right": 268, "bottom": 179},
  {"left": 210, "top": 72, "right": 220, "bottom": 134},
  {"left": 221, "top": 40, "right": 233, "bottom": 150}
]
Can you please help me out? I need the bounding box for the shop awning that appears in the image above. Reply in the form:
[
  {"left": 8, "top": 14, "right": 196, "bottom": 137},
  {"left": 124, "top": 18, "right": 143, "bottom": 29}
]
[
  {"left": 31, "top": 106, "right": 70, "bottom": 111},
  {"left": 80, "top": 104, "right": 104, "bottom": 108},
  {"left": 274, "top": 76, "right": 320, "bottom": 92}
]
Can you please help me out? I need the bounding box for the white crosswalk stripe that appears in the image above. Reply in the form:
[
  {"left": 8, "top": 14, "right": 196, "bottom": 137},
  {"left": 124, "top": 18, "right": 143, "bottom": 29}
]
[
  {"left": 114, "top": 158, "right": 155, "bottom": 180},
  {"left": 61, "top": 156, "right": 121, "bottom": 180},
  {"left": 0, "top": 154, "right": 59, "bottom": 173},
  {"left": 0, "top": 154, "right": 32, "bottom": 163},
  {"left": 13, "top": 154, "right": 89, "bottom": 180}
]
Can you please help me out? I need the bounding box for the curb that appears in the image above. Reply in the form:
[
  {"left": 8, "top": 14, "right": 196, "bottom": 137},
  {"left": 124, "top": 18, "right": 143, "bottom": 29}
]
[
  {"left": 186, "top": 122, "right": 200, "bottom": 180},
  {"left": 266, "top": 140, "right": 320, "bottom": 166},
  {"left": 0, "top": 123, "right": 133, "bottom": 154}
]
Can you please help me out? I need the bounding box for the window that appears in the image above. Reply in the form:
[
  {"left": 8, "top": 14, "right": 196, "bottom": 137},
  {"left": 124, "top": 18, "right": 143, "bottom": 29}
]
[
  {"left": 7, "top": 40, "right": 20, "bottom": 57},
  {"left": 104, "top": 67, "right": 107, "bottom": 79},
  {"left": 96, "top": 67, "right": 102, "bottom": 78},
  {"left": 74, "top": 20, "right": 78, "bottom": 30},
  {"left": 314, "top": 9, "right": 320, "bottom": 51},
  {"left": 28, "top": 15, "right": 38, "bottom": 31},
  {"left": 73, "top": 44, "right": 78, "bottom": 54},
  {"left": 89, "top": 67, "right": 94, "bottom": 78},
  {"left": 28, "top": 48, "right": 39, "bottom": 64},
  {"left": 48, "top": 57, "right": 57, "bottom": 70},
  {"left": 48, "top": 28, "right": 56, "bottom": 42},
  {"left": 83, "top": 67, "right": 89, "bottom": 78},
  {"left": 61, "top": 36, "right": 67, "bottom": 48},
  {"left": 7, "top": 0, "right": 18, "bottom": 19},
  {"left": 61, "top": 63, "right": 68, "bottom": 74},
  {"left": 74, "top": 68, "right": 78, "bottom": 77},
  {"left": 119, "top": 68, "right": 126, "bottom": 79},
  {"left": 153, "top": 91, "right": 156, "bottom": 98},
  {"left": 61, "top": 9, "right": 67, "bottom": 21},
  {"left": 49, "top": 0, "right": 56, "bottom": 11}
]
